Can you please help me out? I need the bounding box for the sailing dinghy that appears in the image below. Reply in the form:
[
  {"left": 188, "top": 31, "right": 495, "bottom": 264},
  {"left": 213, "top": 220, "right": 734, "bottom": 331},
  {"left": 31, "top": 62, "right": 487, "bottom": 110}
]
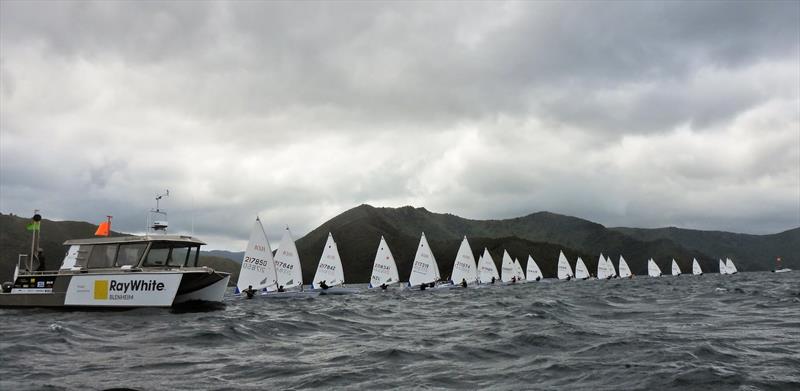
[
  {"left": 618, "top": 255, "right": 633, "bottom": 278},
  {"left": 575, "top": 257, "right": 590, "bottom": 280},
  {"left": 671, "top": 259, "right": 681, "bottom": 276},
  {"left": 311, "top": 234, "right": 359, "bottom": 295},
  {"left": 557, "top": 251, "right": 574, "bottom": 281},
  {"left": 647, "top": 258, "right": 662, "bottom": 277},
  {"left": 500, "top": 251, "right": 516, "bottom": 283},
  {"left": 719, "top": 259, "right": 728, "bottom": 275},
  {"left": 513, "top": 258, "right": 526, "bottom": 283},
  {"left": 597, "top": 253, "right": 610, "bottom": 280},
  {"left": 526, "top": 255, "right": 543, "bottom": 281},
  {"left": 477, "top": 248, "right": 501, "bottom": 285},
  {"left": 450, "top": 236, "right": 478, "bottom": 287},
  {"left": 408, "top": 233, "right": 441, "bottom": 289},
  {"left": 269, "top": 226, "right": 319, "bottom": 298},
  {"left": 369, "top": 236, "right": 400, "bottom": 289},
  {"left": 606, "top": 256, "right": 617, "bottom": 278},
  {"left": 725, "top": 258, "right": 738, "bottom": 274},
  {"left": 692, "top": 258, "right": 703, "bottom": 275}
]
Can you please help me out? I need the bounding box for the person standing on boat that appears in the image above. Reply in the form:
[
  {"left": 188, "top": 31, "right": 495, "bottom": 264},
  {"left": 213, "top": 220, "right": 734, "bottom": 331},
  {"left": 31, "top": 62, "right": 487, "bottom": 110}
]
[{"left": 243, "top": 285, "right": 257, "bottom": 299}]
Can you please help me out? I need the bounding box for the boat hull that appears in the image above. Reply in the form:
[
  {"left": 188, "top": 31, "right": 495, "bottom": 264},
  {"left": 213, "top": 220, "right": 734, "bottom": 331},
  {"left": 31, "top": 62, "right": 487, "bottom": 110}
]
[{"left": 0, "top": 269, "right": 229, "bottom": 308}]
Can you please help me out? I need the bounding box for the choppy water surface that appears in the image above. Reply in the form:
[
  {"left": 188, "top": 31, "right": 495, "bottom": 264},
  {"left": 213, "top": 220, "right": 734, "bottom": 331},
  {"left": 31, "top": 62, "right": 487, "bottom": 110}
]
[{"left": 1, "top": 272, "right": 799, "bottom": 390}]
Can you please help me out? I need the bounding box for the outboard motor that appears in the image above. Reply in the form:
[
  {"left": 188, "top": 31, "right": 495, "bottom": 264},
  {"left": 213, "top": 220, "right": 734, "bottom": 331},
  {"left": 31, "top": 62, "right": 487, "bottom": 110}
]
[{"left": 2, "top": 281, "right": 13, "bottom": 293}]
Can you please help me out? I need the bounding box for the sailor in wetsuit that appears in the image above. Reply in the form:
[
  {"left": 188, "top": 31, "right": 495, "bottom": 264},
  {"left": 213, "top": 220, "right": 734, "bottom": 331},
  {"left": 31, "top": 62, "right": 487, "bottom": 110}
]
[
  {"left": 319, "top": 280, "right": 329, "bottom": 290},
  {"left": 380, "top": 283, "right": 388, "bottom": 290},
  {"left": 277, "top": 285, "right": 285, "bottom": 293},
  {"left": 242, "top": 285, "right": 257, "bottom": 299},
  {"left": 420, "top": 283, "right": 427, "bottom": 291},
  {"left": 461, "top": 278, "right": 467, "bottom": 288},
  {"left": 490, "top": 276, "right": 496, "bottom": 284}
]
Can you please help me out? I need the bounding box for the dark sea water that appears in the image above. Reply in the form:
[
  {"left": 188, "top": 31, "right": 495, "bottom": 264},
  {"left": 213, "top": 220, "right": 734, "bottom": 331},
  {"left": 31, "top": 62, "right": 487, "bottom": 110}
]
[{"left": 1, "top": 272, "right": 799, "bottom": 390}]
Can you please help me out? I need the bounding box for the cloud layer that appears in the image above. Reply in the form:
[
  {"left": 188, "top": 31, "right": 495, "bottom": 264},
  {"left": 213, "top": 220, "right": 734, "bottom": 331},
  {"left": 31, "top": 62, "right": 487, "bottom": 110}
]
[{"left": 1, "top": 1, "right": 798, "bottom": 250}]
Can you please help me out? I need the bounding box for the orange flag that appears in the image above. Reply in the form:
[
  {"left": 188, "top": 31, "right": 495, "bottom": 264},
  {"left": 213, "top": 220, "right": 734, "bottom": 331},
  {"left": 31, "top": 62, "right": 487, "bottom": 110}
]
[{"left": 95, "top": 221, "right": 110, "bottom": 236}]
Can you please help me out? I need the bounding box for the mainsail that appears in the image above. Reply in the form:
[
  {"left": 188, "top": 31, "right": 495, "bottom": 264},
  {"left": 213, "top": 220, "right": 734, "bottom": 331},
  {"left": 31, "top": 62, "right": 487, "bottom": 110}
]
[
  {"left": 369, "top": 236, "right": 400, "bottom": 287},
  {"left": 408, "top": 233, "right": 439, "bottom": 287},
  {"left": 513, "top": 258, "right": 525, "bottom": 280},
  {"left": 557, "top": 251, "right": 574, "bottom": 280},
  {"left": 312, "top": 233, "right": 346, "bottom": 289},
  {"left": 692, "top": 258, "right": 703, "bottom": 275},
  {"left": 597, "top": 253, "right": 610, "bottom": 279},
  {"left": 575, "top": 257, "right": 590, "bottom": 280},
  {"left": 725, "top": 258, "right": 738, "bottom": 274},
  {"left": 648, "top": 258, "right": 662, "bottom": 277},
  {"left": 501, "top": 250, "right": 515, "bottom": 282},
  {"left": 618, "top": 255, "right": 632, "bottom": 278},
  {"left": 237, "top": 217, "right": 278, "bottom": 292},
  {"left": 671, "top": 259, "right": 681, "bottom": 276},
  {"left": 606, "top": 256, "right": 617, "bottom": 278},
  {"left": 478, "top": 248, "right": 500, "bottom": 284},
  {"left": 526, "top": 255, "right": 543, "bottom": 281},
  {"left": 274, "top": 226, "right": 303, "bottom": 290},
  {"left": 450, "top": 236, "right": 478, "bottom": 285}
]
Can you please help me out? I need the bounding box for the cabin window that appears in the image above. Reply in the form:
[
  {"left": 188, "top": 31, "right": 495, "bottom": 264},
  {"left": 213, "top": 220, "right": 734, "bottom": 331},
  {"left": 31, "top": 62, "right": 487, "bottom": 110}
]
[
  {"left": 186, "top": 246, "right": 199, "bottom": 267},
  {"left": 143, "top": 243, "right": 171, "bottom": 266},
  {"left": 88, "top": 244, "right": 118, "bottom": 268},
  {"left": 116, "top": 243, "right": 147, "bottom": 267},
  {"left": 169, "top": 246, "right": 189, "bottom": 267}
]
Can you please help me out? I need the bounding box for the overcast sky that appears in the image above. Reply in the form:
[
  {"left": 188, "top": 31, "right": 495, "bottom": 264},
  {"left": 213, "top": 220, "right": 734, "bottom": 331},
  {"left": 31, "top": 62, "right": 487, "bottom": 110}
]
[{"left": 1, "top": 1, "right": 798, "bottom": 250}]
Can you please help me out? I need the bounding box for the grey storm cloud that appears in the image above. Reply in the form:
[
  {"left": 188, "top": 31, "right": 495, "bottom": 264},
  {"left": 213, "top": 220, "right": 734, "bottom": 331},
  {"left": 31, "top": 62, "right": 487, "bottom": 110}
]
[{"left": 1, "top": 0, "right": 798, "bottom": 250}]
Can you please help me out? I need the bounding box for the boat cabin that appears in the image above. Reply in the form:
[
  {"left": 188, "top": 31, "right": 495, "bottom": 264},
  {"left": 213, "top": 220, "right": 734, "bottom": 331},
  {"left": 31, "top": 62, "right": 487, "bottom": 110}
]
[{"left": 58, "top": 235, "right": 205, "bottom": 271}]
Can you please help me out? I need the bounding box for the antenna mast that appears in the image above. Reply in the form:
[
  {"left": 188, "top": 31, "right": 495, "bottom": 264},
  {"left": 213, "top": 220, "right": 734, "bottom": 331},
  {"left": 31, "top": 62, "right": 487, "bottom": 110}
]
[{"left": 148, "top": 190, "right": 170, "bottom": 234}]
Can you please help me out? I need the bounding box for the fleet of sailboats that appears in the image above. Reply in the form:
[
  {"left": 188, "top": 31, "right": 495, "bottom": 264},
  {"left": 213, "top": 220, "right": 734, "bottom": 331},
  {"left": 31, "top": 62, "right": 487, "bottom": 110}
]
[{"left": 235, "top": 218, "right": 748, "bottom": 299}]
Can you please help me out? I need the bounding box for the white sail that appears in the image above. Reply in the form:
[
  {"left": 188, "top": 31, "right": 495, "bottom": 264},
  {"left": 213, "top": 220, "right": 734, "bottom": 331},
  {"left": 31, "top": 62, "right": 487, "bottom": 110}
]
[
  {"left": 478, "top": 248, "right": 500, "bottom": 284},
  {"left": 501, "top": 251, "right": 515, "bottom": 282},
  {"left": 312, "top": 233, "right": 346, "bottom": 289},
  {"left": 597, "top": 253, "right": 610, "bottom": 279},
  {"left": 513, "top": 258, "right": 525, "bottom": 280},
  {"left": 274, "top": 226, "right": 303, "bottom": 290},
  {"left": 618, "top": 255, "right": 632, "bottom": 278},
  {"left": 369, "top": 236, "right": 400, "bottom": 287},
  {"left": 726, "top": 258, "right": 738, "bottom": 274},
  {"left": 575, "top": 257, "right": 590, "bottom": 280},
  {"left": 237, "top": 218, "right": 278, "bottom": 292},
  {"left": 408, "top": 233, "right": 439, "bottom": 287},
  {"left": 671, "top": 259, "right": 681, "bottom": 276},
  {"left": 606, "top": 256, "right": 617, "bottom": 278},
  {"left": 719, "top": 259, "right": 727, "bottom": 274},
  {"left": 692, "top": 258, "right": 702, "bottom": 275},
  {"left": 648, "top": 258, "right": 661, "bottom": 277},
  {"left": 451, "top": 236, "right": 478, "bottom": 285},
  {"left": 557, "top": 251, "right": 574, "bottom": 280},
  {"left": 526, "top": 255, "right": 543, "bottom": 281}
]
